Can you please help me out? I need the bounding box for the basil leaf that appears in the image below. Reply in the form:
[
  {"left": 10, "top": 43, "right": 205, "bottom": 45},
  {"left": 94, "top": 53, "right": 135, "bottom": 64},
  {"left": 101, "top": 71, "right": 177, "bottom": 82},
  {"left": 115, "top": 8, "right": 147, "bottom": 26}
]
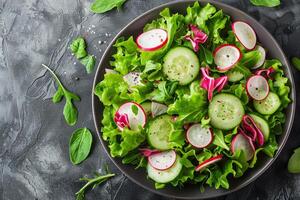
[
  {"left": 80, "top": 55, "right": 96, "bottom": 74},
  {"left": 70, "top": 37, "right": 87, "bottom": 59},
  {"left": 42, "top": 64, "right": 80, "bottom": 126},
  {"left": 69, "top": 128, "right": 93, "bottom": 165},
  {"left": 250, "top": 0, "right": 280, "bottom": 7},
  {"left": 91, "top": 0, "right": 127, "bottom": 14},
  {"left": 288, "top": 147, "right": 300, "bottom": 173},
  {"left": 291, "top": 57, "right": 300, "bottom": 71}
]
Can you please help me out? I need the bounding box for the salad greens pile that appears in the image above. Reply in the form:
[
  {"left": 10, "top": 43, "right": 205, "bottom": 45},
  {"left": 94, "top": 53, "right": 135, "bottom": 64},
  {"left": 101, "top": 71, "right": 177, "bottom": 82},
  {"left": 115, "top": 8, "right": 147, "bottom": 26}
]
[{"left": 94, "top": 2, "right": 291, "bottom": 190}]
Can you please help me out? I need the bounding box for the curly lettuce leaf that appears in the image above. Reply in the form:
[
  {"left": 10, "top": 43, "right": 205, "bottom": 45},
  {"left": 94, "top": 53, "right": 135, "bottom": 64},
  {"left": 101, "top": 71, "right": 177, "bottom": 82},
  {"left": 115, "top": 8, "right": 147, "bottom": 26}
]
[
  {"left": 212, "top": 129, "right": 230, "bottom": 151},
  {"left": 207, "top": 10, "right": 229, "bottom": 45},
  {"left": 262, "top": 134, "right": 278, "bottom": 157},
  {"left": 168, "top": 81, "right": 208, "bottom": 124},
  {"left": 148, "top": 81, "right": 178, "bottom": 103},
  {"left": 141, "top": 60, "right": 163, "bottom": 81},
  {"left": 239, "top": 50, "right": 262, "bottom": 69},
  {"left": 141, "top": 8, "right": 185, "bottom": 64},
  {"left": 110, "top": 36, "right": 141, "bottom": 75},
  {"left": 101, "top": 107, "right": 146, "bottom": 157}
]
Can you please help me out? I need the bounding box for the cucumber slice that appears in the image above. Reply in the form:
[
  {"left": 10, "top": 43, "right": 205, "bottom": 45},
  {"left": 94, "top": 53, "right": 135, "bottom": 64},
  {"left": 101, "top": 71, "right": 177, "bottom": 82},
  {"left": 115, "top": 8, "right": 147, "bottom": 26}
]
[
  {"left": 141, "top": 102, "right": 152, "bottom": 116},
  {"left": 253, "top": 92, "right": 281, "bottom": 115},
  {"left": 249, "top": 114, "right": 270, "bottom": 141},
  {"left": 147, "top": 155, "right": 182, "bottom": 183},
  {"left": 208, "top": 93, "right": 245, "bottom": 130},
  {"left": 147, "top": 115, "right": 173, "bottom": 150},
  {"left": 226, "top": 70, "right": 244, "bottom": 82},
  {"left": 163, "top": 47, "right": 199, "bottom": 85}
]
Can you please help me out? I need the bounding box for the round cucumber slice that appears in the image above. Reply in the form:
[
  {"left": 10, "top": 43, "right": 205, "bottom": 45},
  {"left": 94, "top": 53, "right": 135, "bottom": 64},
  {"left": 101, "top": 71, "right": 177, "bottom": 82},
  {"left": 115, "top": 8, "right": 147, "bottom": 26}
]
[
  {"left": 163, "top": 47, "right": 199, "bottom": 85},
  {"left": 253, "top": 92, "right": 281, "bottom": 115},
  {"left": 147, "top": 115, "right": 173, "bottom": 150},
  {"left": 208, "top": 93, "right": 245, "bottom": 130},
  {"left": 249, "top": 114, "right": 270, "bottom": 141},
  {"left": 147, "top": 155, "right": 182, "bottom": 183}
]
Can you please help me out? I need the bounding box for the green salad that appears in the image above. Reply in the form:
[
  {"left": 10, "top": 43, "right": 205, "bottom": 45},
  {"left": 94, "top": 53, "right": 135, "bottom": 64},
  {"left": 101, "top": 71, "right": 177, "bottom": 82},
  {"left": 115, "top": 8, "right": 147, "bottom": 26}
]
[{"left": 94, "top": 2, "right": 291, "bottom": 190}]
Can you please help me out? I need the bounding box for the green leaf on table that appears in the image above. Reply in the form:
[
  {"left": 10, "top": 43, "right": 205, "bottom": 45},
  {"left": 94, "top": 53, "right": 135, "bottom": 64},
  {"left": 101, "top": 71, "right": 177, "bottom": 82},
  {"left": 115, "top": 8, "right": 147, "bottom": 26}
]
[
  {"left": 250, "top": 0, "right": 280, "bottom": 7},
  {"left": 291, "top": 57, "right": 300, "bottom": 71},
  {"left": 80, "top": 55, "right": 96, "bottom": 74},
  {"left": 70, "top": 37, "right": 87, "bottom": 59},
  {"left": 91, "top": 0, "right": 127, "bottom": 14},
  {"left": 42, "top": 64, "right": 80, "bottom": 126},
  {"left": 69, "top": 128, "right": 93, "bottom": 165},
  {"left": 288, "top": 147, "right": 300, "bottom": 173}
]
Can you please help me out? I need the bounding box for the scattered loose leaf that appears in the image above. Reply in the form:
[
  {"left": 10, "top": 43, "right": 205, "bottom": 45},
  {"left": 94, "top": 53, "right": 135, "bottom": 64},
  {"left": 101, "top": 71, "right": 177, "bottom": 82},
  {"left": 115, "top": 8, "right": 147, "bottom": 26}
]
[
  {"left": 291, "top": 57, "right": 300, "bottom": 71},
  {"left": 288, "top": 147, "right": 300, "bottom": 173},
  {"left": 70, "top": 37, "right": 87, "bottom": 59},
  {"left": 91, "top": 0, "right": 127, "bottom": 14},
  {"left": 250, "top": 0, "right": 280, "bottom": 7},
  {"left": 80, "top": 55, "right": 96, "bottom": 74}
]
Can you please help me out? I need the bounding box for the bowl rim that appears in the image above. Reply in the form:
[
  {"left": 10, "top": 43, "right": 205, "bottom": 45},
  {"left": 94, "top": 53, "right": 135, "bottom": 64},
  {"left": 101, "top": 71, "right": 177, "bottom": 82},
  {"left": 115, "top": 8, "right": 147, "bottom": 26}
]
[{"left": 92, "top": 0, "right": 296, "bottom": 198}]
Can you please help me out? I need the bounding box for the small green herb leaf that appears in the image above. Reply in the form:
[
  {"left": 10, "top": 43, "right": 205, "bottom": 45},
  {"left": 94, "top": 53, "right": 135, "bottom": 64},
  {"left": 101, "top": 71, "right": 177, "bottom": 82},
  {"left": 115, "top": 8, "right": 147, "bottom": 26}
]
[
  {"left": 291, "top": 57, "right": 300, "bottom": 71},
  {"left": 42, "top": 64, "right": 80, "bottom": 126},
  {"left": 288, "top": 147, "right": 300, "bottom": 173},
  {"left": 131, "top": 104, "right": 138, "bottom": 116},
  {"left": 200, "top": 45, "right": 213, "bottom": 64},
  {"left": 69, "top": 128, "right": 93, "bottom": 165},
  {"left": 80, "top": 55, "right": 96, "bottom": 74},
  {"left": 212, "top": 129, "right": 230, "bottom": 151},
  {"left": 75, "top": 172, "right": 115, "bottom": 199},
  {"left": 70, "top": 37, "right": 87, "bottom": 59},
  {"left": 91, "top": 0, "right": 127, "bottom": 14},
  {"left": 250, "top": 0, "right": 280, "bottom": 7}
]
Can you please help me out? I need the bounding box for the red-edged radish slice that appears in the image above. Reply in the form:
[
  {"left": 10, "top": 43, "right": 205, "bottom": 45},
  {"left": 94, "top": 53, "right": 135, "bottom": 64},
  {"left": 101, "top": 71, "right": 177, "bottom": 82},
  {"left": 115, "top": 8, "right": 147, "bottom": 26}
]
[
  {"left": 148, "top": 150, "right": 177, "bottom": 170},
  {"left": 231, "top": 134, "right": 255, "bottom": 161},
  {"left": 246, "top": 75, "right": 269, "bottom": 100},
  {"left": 123, "top": 72, "right": 142, "bottom": 88},
  {"left": 195, "top": 154, "right": 223, "bottom": 172},
  {"left": 214, "top": 44, "right": 241, "bottom": 72},
  {"left": 105, "top": 68, "right": 118, "bottom": 74},
  {"left": 151, "top": 102, "right": 168, "bottom": 118},
  {"left": 136, "top": 29, "right": 168, "bottom": 51},
  {"left": 114, "top": 102, "right": 146, "bottom": 131},
  {"left": 186, "top": 124, "right": 213, "bottom": 149},
  {"left": 232, "top": 21, "right": 257, "bottom": 50},
  {"left": 252, "top": 45, "right": 266, "bottom": 69}
]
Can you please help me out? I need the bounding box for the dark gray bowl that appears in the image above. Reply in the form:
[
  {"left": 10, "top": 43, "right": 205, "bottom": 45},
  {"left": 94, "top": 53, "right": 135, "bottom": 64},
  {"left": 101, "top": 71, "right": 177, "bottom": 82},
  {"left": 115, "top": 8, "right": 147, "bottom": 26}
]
[{"left": 92, "top": 0, "right": 296, "bottom": 199}]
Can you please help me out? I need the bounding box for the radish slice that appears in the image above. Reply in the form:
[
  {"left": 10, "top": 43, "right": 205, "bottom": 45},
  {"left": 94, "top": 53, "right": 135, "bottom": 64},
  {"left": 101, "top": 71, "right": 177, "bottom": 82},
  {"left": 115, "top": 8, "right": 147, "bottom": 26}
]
[
  {"left": 136, "top": 29, "right": 168, "bottom": 51},
  {"left": 123, "top": 72, "right": 143, "bottom": 88},
  {"left": 252, "top": 45, "right": 266, "bottom": 69},
  {"left": 148, "top": 150, "right": 176, "bottom": 170},
  {"left": 246, "top": 75, "right": 269, "bottom": 100},
  {"left": 214, "top": 44, "right": 241, "bottom": 72},
  {"left": 186, "top": 124, "right": 213, "bottom": 149},
  {"left": 105, "top": 68, "right": 118, "bottom": 74},
  {"left": 151, "top": 102, "right": 168, "bottom": 118},
  {"left": 232, "top": 21, "right": 257, "bottom": 50},
  {"left": 114, "top": 102, "right": 146, "bottom": 131},
  {"left": 139, "top": 148, "right": 160, "bottom": 157},
  {"left": 195, "top": 155, "right": 223, "bottom": 172},
  {"left": 231, "top": 133, "right": 255, "bottom": 161}
]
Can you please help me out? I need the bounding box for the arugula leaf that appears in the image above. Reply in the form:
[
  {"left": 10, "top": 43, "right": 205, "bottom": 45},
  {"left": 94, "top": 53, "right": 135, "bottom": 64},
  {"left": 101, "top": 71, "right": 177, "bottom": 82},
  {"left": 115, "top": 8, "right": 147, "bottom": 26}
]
[
  {"left": 42, "top": 64, "right": 80, "bottom": 126},
  {"left": 70, "top": 37, "right": 87, "bottom": 59},
  {"left": 122, "top": 150, "right": 147, "bottom": 169},
  {"left": 291, "top": 57, "right": 300, "bottom": 71},
  {"left": 288, "top": 147, "right": 300, "bottom": 173},
  {"left": 80, "top": 55, "right": 95, "bottom": 74},
  {"left": 91, "top": 0, "right": 127, "bottom": 14},
  {"left": 69, "top": 128, "right": 93, "bottom": 165},
  {"left": 199, "top": 45, "right": 213, "bottom": 64},
  {"left": 75, "top": 172, "right": 115, "bottom": 200},
  {"left": 250, "top": 0, "right": 280, "bottom": 7},
  {"left": 212, "top": 129, "right": 230, "bottom": 151}
]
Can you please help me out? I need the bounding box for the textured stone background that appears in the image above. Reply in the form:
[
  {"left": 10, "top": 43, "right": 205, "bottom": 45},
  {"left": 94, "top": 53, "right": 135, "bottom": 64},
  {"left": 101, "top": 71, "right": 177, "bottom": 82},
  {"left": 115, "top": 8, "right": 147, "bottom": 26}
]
[{"left": 0, "top": 0, "right": 300, "bottom": 199}]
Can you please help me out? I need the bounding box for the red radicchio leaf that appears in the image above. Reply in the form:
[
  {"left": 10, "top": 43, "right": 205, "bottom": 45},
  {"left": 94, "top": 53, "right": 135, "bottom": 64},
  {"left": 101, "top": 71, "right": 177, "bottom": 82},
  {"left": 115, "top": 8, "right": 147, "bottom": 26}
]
[
  {"left": 242, "top": 115, "right": 264, "bottom": 146},
  {"left": 184, "top": 24, "right": 208, "bottom": 52},
  {"left": 255, "top": 67, "right": 275, "bottom": 79},
  {"left": 139, "top": 148, "right": 160, "bottom": 157},
  {"left": 200, "top": 68, "right": 228, "bottom": 101},
  {"left": 114, "top": 112, "right": 129, "bottom": 130}
]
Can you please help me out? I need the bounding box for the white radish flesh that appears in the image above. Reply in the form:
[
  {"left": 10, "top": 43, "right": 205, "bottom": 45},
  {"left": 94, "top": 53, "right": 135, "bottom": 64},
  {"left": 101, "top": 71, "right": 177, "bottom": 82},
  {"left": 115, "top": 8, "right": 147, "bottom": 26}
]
[
  {"left": 246, "top": 75, "right": 269, "bottom": 100},
  {"left": 136, "top": 29, "right": 168, "bottom": 51},
  {"left": 231, "top": 134, "right": 255, "bottom": 161},
  {"left": 214, "top": 44, "right": 241, "bottom": 71},
  {"left": 148, "top": 150, "right": 176, "bottom": 170},
  {"left": 186, "top": 124, "right": 213, "bottom": 148},
  {"left": 123, "top": 72, "right": 143, "bottom": 88},
  {"left": 151, "top": 102, "right": 168, "bottom": 118},
  {"left": 252, "top": 45, "right": 266, "bottom": 69},
  {"left": 114, "top": 102, "right": 146, "bottom": 131},
  {"left": 232, "top": 21, "right": 257, "bottom": 50}
]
